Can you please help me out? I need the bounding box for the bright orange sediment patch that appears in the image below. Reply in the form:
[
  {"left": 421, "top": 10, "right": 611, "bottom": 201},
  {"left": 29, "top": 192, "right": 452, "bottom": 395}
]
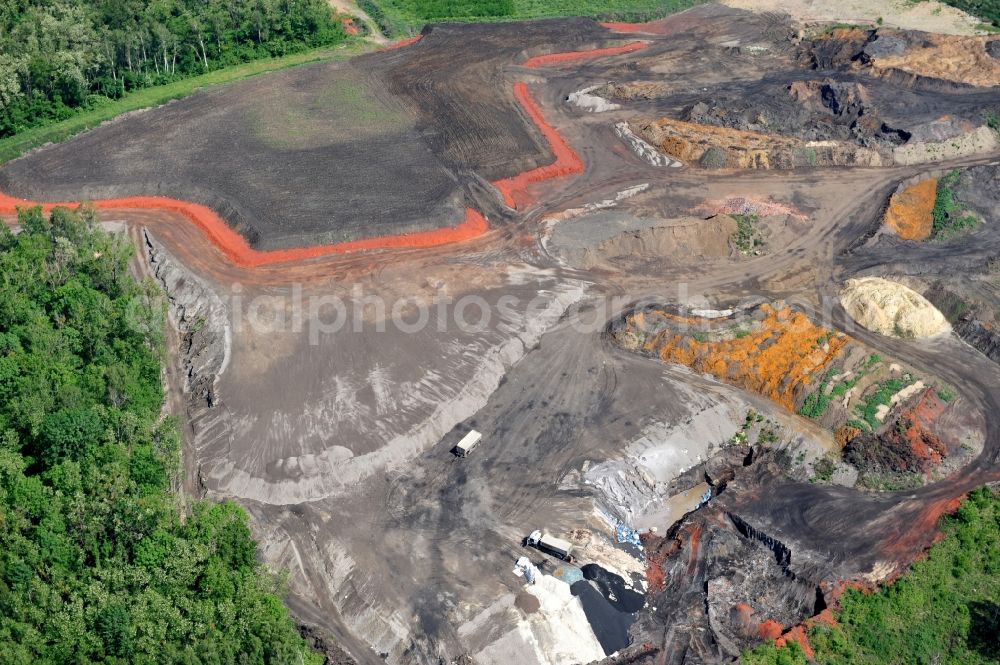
[
  {"left": 340, "top": 17, "right": 360, "bottom": 36},
  {"left": 381, "top": 35, "right": 422, "bottom": 50},
  {"left": 638, "top": 304, "right": 848, "bottom": 411},
  {"left": 490, "top": 82, "right": 584, "bottom": 209},
  {"left": 522, "top": 41, "right": 647, "bottom": 68},
  {"left": 811, "top": 608, "right": 837, "bottom": 628},
  {"left": 775, "top": 625, "right": 815, "bottom": 659},
  {"left": 884, "top": 178, "right": 937, "bottom": 241},
  {"left": 0, "top": 192, "right": 487, "bottom": 268},
  {"left": 757, "top": 619, "right": 783, "bottom": 640}
]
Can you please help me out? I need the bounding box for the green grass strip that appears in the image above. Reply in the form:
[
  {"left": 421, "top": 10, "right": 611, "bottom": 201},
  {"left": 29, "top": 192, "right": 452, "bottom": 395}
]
[{"left": 0, "top": 43, "right": 368, "bottom": 166}]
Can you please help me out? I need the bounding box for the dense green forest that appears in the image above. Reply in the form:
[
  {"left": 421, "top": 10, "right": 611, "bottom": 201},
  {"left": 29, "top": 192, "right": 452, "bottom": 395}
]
[
  {"left": 939, "top": 0, "right": 1000, "bottom": 27},
  {"left": 0, "top": 0, "right": 350, "bottom": 138},
  {"left": 0, "top": 205, "right": 320, "bottom": 663},
  {"left": 744, "top": 486, "right": 1000, "bottom": 664},
  {"left": 364, "top": 0, "right": 702, "bottom": 36}
]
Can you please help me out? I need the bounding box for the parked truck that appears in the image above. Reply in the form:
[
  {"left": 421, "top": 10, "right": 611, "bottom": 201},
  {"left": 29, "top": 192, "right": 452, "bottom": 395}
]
[
  {"left": 453, "top": 429, "right": 482, "bottom": 457},
  {"left": 525, "top": 529, "right": 574, "bottom": 562}
]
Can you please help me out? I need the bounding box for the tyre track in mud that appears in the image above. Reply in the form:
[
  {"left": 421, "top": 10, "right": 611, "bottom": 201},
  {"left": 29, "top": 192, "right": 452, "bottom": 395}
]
[
  {"left": 4, "top": 14, "right": 1000, "bottom": 662},
  {"left": 725, "top": 302, "right": 1000, "bottom": 579},
  {"left": 0, "top": 35, "right": 649, "bottom": 284},
  {"left": 517, "top": 37, "right": 1000, "bottom": 613}
]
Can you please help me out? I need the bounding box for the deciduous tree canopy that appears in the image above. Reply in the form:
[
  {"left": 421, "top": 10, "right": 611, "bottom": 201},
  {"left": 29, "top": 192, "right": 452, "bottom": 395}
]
[
  {"left": 745, "top": 486, "right": 1000, "bottom": 664},
  {"left": 0, "top": 0, "right": 348, "bottom": 138},
  {"left": 0, "top": 205, "right": 320, "bottom": 663}
]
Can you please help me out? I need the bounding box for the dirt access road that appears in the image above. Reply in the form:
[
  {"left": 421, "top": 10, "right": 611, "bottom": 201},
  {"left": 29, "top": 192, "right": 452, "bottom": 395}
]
[{"left": 4, "top": 3, "right": 999, "bottom": 663}]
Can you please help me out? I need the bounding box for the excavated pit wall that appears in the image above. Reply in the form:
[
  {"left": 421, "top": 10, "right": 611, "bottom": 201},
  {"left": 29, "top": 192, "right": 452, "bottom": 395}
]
[
  {"left": 954, "top": 320, "right": 1000, "bottom": 364},
  {"left": 144, "top": 229, "right": 231, "bottom": 487},
  {"left": 144, "top": 230, "right": 230, "bottom": 402},
  {"left": 728, "top": 513, "right": 792, "bottom": 571}
]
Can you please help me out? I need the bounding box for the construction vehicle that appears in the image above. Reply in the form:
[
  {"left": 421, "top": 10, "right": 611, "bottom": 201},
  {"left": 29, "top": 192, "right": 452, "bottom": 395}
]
[
  {"left": 453, "top": 429, "right": 482, "bottom": 457},
  {"left": 512, "top": 556, "right": 538, "bottom": 584},
  {"left": 525, "top": 530, "right": 574, "bottom": 562}
]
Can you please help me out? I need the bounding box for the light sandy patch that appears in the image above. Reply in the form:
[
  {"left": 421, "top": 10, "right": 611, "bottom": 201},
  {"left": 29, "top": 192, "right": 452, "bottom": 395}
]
[
  {"left": 473, "top": 575, "right": 604, "bottom": 665},
  {"left": 615, "top": 121, "right": 681, "bottom": 167},
  {"left": 840, "top": 277, "right": 951, "bottom": 338},
  {"left": 872, "top": 34, "right": 1000, "bottom": 86},
  {"left": 894, "top": 126, "right": 999, "bottom": 166},
  {"left": 567, "top": 86, "right": 620, "bottom": 112},
  {"left": 721, "top": 0, "right": 985, "bottom": 35}
]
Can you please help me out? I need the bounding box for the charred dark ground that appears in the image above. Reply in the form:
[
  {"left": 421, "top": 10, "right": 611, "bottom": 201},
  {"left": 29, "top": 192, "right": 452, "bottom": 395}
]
[
  {"left": 0, "top": 19, "right": 609, "bottom": 250},
  {"left": 5, "top": 3, "right": 1000, "bottom": 664}
]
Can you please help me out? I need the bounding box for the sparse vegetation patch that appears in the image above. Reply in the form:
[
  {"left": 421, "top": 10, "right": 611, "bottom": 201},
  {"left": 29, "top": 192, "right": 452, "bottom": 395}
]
[
  {"left": 731, "top": 213, "right": 762, "bottom": 256},
  {"left": 932, "top": 170, "right": 980, "bottom": 240}
]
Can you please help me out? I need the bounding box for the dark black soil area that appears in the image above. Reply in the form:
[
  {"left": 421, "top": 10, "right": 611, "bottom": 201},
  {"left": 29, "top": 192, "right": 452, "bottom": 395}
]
[
  {"left": 843, "top": 427, "right": 942, "bottom": 474},
  {"left": 567, "top": 563, "right": 644, "bottom": 655},
  {"left": 584, "top": 22, "right": 996, "bottom": 151},
  {"left": 374, "top": 18, "right": 611, "bottom": 181},
  {"left": 0, "top": 19, "right": 615, "bottom": 250},
  {"left": 954, "top": 163, "right": 1000, "bottom": 223},
  {"left": 571, "top": 579, "right": 635, "bottom": 655},
  {"left": 0, "top": 60, "right": 467, "bottom": 250},
  {"left": 923, "top": 275, "right": 1000, "bottom": 367},
  {"left": 669, "top": 73, "right": 992, "bottom": 148},
  {"left": 580, "top": 563, "right": 645, "bottom": 613}
]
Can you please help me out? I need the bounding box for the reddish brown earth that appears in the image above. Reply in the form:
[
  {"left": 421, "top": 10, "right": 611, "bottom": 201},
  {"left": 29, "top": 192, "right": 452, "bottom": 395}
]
[
  {"left": 884, "top": 178, "right": 937, "bottom": 240},
  {"left": 774, "top": 624, "right": 814, "bottom": 659},
  {"left": 341, "top": 17, "right": 360, "bottom": 36},
  {"left": 757, "top": 619, "right": 783, "bottom": 640},
  {"left": 901, "top": 388, "right": 950, "bottom": 467},
  {"left": 521, "top": 41, "right": 647, "bottom": 68},
  {"left": 381, "top": 35, "right": 423, "bottom": 50},
  {"left": 0, "top": 192, "right": 489, "bottom": 268},
  {"left": 599, "top": 20, "right": 678, "bottom": 35},
  {"left": 490, "top": 82, "right": 585, "bottom": 208}
]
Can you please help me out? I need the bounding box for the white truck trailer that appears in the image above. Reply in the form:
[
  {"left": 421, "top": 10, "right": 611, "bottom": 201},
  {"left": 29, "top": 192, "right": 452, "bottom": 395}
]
[
  {"left": 453, "top": 430, "right": 482, "bottom": 457},
  {"left": 526, "top": 530, "right": 574, "bottom": 562}
]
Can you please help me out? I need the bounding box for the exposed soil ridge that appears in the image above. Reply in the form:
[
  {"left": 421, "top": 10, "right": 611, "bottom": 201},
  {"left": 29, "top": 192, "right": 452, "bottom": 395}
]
[
  {"left": 0, "top": 192, "right": 489, "bottom": 268},
  {"left": 0, "top": 40, "right": 642, "bottom": 263}
]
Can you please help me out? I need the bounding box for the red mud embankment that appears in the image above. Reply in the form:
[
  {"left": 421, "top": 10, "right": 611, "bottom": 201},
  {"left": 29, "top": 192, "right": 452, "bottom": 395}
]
[
  {"left": 491, "top": 42, "right": 646, "bottom": 208},
  {"left": 380, "top": 35, "right": 423, "bottom": 51},
  {"left": 0, "top": 40, "right": 641, "bottom": 265},
  {"left": 490, "top": 82, "right": 584, "bottom": 208},
  {"left": 522, "top": 41, "right": 646, "bottom": 68},
  {"left": 0, "top": 192, "right": 487, "bottom": 268}
]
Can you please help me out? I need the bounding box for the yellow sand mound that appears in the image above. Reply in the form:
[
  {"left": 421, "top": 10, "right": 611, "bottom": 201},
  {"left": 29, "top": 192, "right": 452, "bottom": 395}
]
[{"left": 840, "top": 277, "right": 951, "bottom": 338}]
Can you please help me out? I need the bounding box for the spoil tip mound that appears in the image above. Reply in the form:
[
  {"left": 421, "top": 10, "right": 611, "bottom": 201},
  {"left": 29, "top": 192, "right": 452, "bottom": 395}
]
[
  {"left": 803, "top": 28, "right": 1000, "bottom": 87},
  {"left": 633, "top": 117, "right": 885, "bottom": 170},
  {"left": 612, "top": 303, "right": 847, "bottom": 410},
  {"left": 840, "top": 277, "right": 950, "bottom": 339},
  {"left": 884, "top": 178, "right": 937, "bottom": 240}
]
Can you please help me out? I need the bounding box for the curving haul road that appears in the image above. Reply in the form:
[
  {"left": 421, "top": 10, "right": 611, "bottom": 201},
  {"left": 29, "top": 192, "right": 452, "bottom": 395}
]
[{"left": 1, "top": 8, "right": 999, "bottom": 662}]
